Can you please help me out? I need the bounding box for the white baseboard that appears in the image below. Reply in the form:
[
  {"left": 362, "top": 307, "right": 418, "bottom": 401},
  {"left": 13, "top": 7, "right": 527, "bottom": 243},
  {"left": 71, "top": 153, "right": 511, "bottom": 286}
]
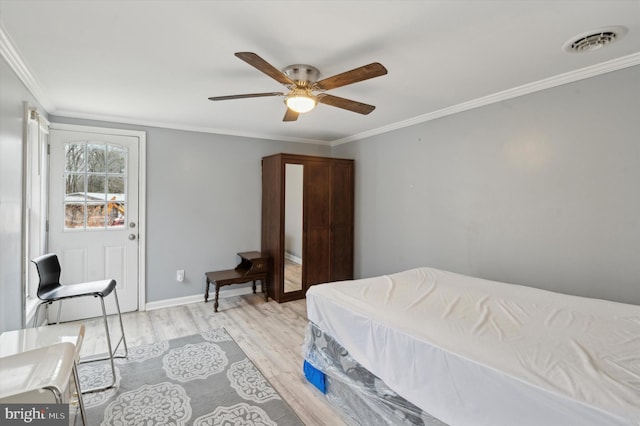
[
  {"left": 284, "top": 252, "right": 302, "bottom": 264},
  {"left": 144, "top": 284, "right": 255, "bottom": 311}
]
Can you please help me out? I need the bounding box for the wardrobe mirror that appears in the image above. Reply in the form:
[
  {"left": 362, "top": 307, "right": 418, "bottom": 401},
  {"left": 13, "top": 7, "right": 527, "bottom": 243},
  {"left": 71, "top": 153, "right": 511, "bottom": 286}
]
[{"left": 284, "top": 163, "right": 303, "bottom": 293}]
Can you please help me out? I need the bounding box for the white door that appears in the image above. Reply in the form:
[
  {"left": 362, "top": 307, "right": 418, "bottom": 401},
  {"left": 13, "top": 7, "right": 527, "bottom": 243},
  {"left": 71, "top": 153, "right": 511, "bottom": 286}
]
[{"left": 48, "top": 126, "right": 142, "bottom": 322}]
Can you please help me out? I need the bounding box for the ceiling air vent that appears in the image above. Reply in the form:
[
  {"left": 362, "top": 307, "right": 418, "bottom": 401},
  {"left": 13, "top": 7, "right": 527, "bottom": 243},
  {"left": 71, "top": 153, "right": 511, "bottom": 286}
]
[{"left": 563, "top": 26, "right": 627, "bottom": 53}]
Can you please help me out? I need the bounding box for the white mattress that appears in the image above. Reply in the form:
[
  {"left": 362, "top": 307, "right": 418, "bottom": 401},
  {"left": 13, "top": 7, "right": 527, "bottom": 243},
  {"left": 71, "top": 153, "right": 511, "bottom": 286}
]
[{"left": 306, "top": 267, "right": 640, "bottom": 426}]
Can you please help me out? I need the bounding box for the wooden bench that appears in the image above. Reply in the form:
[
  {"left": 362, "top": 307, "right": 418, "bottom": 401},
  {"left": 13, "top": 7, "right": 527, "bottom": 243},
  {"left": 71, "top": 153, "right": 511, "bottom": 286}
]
[{"left": 205, "top": 251, "right": 269, "bottom": 312}]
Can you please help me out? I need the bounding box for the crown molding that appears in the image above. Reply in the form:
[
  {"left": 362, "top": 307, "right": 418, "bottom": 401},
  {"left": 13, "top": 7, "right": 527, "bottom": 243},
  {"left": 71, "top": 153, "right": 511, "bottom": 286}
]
[
  {"left": 0, "top": 22, "right": 54, "bottom": 111},
  {"left": 51, "top": 109, "right": 330, "bottom": 145},
  {"left": 331, "top": 52, "right": 640, "bottom": 146},
  {"left": 0, "top": 20, "right": 325, "bottom": 145}
]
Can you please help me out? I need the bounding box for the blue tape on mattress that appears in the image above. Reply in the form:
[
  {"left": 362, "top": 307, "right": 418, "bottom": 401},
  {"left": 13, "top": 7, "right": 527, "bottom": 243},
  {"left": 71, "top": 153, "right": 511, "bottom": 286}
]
[{"left": 303, "top": 359, "right": 326, "bottom": 394}]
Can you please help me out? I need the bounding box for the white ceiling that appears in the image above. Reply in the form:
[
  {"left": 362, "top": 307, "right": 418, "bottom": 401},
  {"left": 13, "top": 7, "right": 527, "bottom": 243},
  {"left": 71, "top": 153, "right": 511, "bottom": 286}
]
[{"left": 1, "top": 1, "right": 639, "bottom": 144}]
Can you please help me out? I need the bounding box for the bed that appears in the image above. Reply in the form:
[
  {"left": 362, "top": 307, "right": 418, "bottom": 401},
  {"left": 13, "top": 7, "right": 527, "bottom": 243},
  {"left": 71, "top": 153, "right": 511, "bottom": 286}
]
[{"left": 302, "top": 267, "right": 640, "bottom": 426}]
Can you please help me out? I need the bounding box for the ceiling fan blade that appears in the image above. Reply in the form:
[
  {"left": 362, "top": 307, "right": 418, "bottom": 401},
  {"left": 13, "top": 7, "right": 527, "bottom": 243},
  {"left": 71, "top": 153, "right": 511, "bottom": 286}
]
[
  {"left": 315, "top": 62, "right": 387, "bottom": 90},
  {"left": 208, "top": 92, "right": 283, "bottom": 101},
  {"left": 283, "top": 108, "right": 299, "bottom": 122},
  {"left": 235, "top": 52, "right": 294, "bottom": 86},
  {"left": 317, "top": 94, "right": 376, "bottom": 115}
]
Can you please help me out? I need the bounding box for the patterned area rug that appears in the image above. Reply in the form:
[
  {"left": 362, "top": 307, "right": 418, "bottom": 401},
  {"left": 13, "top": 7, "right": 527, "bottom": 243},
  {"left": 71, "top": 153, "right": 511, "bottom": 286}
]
[{"left": 77, "top": 329, "right": 303, "bottom": 425}]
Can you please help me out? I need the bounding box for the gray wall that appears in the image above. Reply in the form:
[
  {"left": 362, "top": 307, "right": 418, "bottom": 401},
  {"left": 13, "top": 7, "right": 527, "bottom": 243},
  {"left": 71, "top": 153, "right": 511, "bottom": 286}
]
[
  {"left": 0, "top": 56, "right": 48, "bottom": 332},
  {"left": 333, "top": 65, "right": 640, "bottom": 305},
  {"left": 49, "top": 116, "right": 329, "bottom": 303}
]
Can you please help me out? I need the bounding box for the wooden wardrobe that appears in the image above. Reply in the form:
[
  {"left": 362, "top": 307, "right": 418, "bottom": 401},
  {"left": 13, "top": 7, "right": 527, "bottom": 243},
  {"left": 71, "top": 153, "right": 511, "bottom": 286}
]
[{"left": 261, "top": 153, "right": 354, "bottom": 302}]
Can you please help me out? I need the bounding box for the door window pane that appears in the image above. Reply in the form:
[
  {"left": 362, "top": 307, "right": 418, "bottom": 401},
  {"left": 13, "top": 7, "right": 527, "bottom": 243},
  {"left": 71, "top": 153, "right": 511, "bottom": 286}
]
[
  {"left": 107, "top": 175, "right": 126, "bottom": 228},
  {"left": 108, "top": 197, "right": 126, "bottom": 227},
  {"left": 87, "top": 202, "right": 107, "bottom": 227},
  {"left": 107, "top": 176, "right": 124, "bottom": 194},
  {"left": 65, "top": 203, "right": 85, "bottom": 229},
  {"left": 87, "top": 143, "right": 106, "bottom": 173},
  {"left": 108, "top": 145, "right": 126, "bottom": 173},
  {"left": 87, "top": 175, "right": 106, "bottom": 197},
  {"left": 64, "top": 141, "right": 127, "bottom": 230},
  {"left": 65, "top": 144, "right": 85, "bottom": 172},
  {"left": 65, "top": 174, "right": 86, "bottom": 199}
]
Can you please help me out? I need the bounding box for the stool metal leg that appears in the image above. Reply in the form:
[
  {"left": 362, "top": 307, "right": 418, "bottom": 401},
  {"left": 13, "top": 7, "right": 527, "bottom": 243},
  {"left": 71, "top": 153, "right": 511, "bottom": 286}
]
[
  {"left": 32, "top": 304, "right": 41, "bottom": 328},
  {"left": 112, "top": 288, "right": 129, "bottom": 358},
  {"left": 56, "top": 299, "right": 63, "bottom": 324},
  {"left": 79, "top": 289, "right": 128, "bottom": 394},
  {"left": 31, "top": 302, "right": 50, "bottom": 328},
  {"left": 71, "top": 363, "right": 87, "bottom": 426}
]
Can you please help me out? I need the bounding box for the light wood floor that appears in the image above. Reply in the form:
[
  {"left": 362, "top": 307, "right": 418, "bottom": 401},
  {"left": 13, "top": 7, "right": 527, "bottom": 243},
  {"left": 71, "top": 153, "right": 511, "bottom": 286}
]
[
  {"left": 284, "top": 258, "right": 303, "bottom": 293},
  {"left": 71, "top": 294, "right": 346, "bottom": 425}
]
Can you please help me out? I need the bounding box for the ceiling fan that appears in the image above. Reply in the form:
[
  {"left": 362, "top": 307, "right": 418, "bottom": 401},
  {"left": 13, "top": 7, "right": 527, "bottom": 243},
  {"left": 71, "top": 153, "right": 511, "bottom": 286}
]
[{"left": 208, "top": 52, "right": 388, "bottom": 122}]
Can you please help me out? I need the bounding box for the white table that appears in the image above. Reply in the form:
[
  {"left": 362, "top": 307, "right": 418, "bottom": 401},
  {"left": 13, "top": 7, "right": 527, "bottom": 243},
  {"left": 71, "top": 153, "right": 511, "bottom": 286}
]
[
  {"left": 0, "top": 324, "right": 85, "bottom": 360},
  {"left": 0, "top": 324, "right": 87, "bottom": 425},
  {"left": 0, "top": 342, "right": 76, "bottom": 402}
]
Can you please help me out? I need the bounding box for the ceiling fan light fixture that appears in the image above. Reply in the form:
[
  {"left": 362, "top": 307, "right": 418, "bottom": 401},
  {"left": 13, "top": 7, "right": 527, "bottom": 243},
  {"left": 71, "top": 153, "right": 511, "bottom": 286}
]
[
  {"left": 285, "top": 89, "right": 317, "bottom": 113},
  {"left": 209, "top": 52, "right": 387, "bottom": 122}
]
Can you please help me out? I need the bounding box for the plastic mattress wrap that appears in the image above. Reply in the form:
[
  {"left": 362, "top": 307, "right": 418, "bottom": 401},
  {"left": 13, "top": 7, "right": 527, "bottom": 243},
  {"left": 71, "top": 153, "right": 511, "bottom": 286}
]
[{"left": 302, "top": 322, "right": 448, "bottom": 426}]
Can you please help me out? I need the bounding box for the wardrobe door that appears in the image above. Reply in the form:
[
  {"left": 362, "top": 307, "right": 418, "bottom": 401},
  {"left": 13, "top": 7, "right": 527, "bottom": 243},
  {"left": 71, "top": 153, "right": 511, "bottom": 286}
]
[
  {"left": 330, "top": 160, "right": 354, "bottom": 282},
  {"left": 304, "top": 160, "right": 331, "bottom": 287},
  {"left": 261, "top": 155, "right": 284, "bottom": 301}
]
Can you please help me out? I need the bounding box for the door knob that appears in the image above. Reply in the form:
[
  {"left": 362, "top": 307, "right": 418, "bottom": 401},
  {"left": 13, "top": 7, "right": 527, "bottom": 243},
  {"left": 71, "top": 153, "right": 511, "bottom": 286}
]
[{"left": 128, "top": 234, "right": 136, "bottom": 240}]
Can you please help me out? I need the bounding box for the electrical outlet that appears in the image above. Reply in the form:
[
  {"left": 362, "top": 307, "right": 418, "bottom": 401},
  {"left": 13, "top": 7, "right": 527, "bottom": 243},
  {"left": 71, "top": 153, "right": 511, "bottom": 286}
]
[{"left": 176, "top": 269, "right": 185, "bottom": 282}]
